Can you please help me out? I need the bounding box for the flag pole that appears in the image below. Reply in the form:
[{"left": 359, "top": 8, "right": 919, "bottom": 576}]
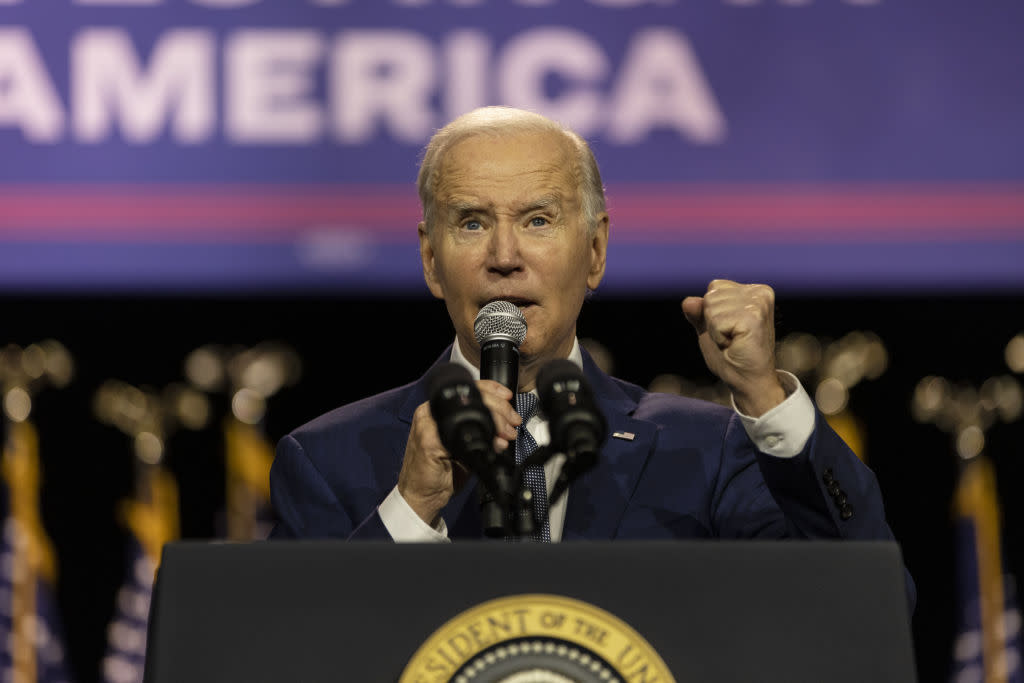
[
  {"left": 1, "top": 340, "right": 75, "bottom": 683},
  {"left": 912, "top": 360, "right": 1024, "bottom": 683}
]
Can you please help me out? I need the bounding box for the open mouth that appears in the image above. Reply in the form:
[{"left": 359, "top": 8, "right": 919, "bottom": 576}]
[{"left": 486, "top": 297, "right": 535, "bottom": 310}]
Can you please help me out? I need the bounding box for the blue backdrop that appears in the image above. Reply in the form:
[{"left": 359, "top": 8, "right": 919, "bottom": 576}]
[{"left": 1, "top": 0, "right": 1021, "bottom": 292}]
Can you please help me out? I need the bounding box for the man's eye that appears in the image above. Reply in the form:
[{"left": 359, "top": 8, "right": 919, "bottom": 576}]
[
  {"left": 530, "top": 217, "right": 549, "bottom": 227},
  {"left": 464, "top": 220, "right": 482, "bottom": 231}
]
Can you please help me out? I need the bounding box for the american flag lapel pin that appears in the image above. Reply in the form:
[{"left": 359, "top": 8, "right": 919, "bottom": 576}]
[{"left": 611, "top": 431, "right": 636, "bottom": 441}]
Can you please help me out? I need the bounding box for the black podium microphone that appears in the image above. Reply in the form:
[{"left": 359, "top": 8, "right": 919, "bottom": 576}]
[
  {"left": 473, "top": 300, "right": 527, "bottom": 537},
  {"left": 537, "top": 359, "right": 607, "bottom": 507},
  {"left": 426, "top": 362, "right": 496, "bottom": 476}
]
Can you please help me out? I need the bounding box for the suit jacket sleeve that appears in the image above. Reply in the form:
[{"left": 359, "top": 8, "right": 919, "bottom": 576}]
[
  {"left": 267, "top": 357, "right": 446, "bottom": 542},
  {"left": 269, "top": 434, "right": 392, "bottom": 540},
  {"left": 711, "top": 410, "right": 892, "bottom": 542}
]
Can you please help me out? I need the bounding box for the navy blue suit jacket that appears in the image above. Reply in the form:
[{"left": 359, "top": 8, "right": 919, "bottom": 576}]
[
  {"left": 270, "top": 347, "right": 916, "bottom": 610},
  {"left": 271, "top": 348, "right": 905, "bottom": 549}
]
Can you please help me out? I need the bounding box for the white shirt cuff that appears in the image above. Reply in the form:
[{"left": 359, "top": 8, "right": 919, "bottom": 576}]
[
  {"left": 378, "top": 486, "right": 451, "bottom": 543},
  {"left": 733, "top": 370, "right": 815, "bottom": 459}
]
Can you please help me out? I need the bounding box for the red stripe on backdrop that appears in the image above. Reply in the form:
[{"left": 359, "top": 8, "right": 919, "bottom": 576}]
[
  {"left": 0, "top": 185, "right": 422, "bottom": 241},
  {"left": 0, "top": 183, "right": 1022, "bottom": 242},
  {"left": 607, "top": 184, "right": 1024, "bottom": 233}
]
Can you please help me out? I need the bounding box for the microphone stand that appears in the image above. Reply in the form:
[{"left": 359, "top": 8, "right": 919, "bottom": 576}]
[
  {"left": 511, "top": 446, "right": 555, "bottom": 539},
  {"left": 511, "top": 444, "right": 599, "bottom": 538},
  {"left": 479, "top": 444, "right": 514, "bottom": 538}
]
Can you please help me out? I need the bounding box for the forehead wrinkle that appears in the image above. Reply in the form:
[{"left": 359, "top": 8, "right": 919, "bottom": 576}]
[{"left": 433, "top": 132, "right": 582, "bottom": 219}]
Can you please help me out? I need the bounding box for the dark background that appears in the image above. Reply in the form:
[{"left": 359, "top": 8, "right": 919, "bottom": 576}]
[{"left": 4, "top": 291, "right": 1023, "bottom": 683}]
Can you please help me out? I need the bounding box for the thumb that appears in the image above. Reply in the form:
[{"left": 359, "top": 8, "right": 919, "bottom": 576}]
[{"left": 681, "top": 297, "right": 706, "bottom": 334}]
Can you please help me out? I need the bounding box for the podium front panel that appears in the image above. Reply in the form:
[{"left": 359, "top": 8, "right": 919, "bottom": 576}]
[{"left": 144, "top": 540, "right": 915, "bottom": 682}]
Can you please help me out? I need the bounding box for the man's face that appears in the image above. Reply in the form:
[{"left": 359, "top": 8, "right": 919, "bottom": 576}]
[{"left": 419, "top": 130, "right": 608, "bottom": 375}]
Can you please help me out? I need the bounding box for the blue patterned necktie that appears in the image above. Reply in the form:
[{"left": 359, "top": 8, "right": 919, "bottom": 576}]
[{"left": 510, "top": 392, "right": 551, "bottom": 542}]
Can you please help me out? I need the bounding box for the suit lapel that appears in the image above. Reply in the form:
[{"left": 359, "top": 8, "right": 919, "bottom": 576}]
[
  {"left": 561, "top": 351, "right": 656, "bottom": 540},
  {"left": 396, "top": 347, "right": 450, "bottom": 424}
]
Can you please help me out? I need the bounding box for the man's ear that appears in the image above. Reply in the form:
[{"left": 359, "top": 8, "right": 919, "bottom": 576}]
[
  {"left": 419, "top": 222, "right": 445, "bottom": 299},
  {"left": 586, "top": 213, "right": 610, "bottom": 291}
]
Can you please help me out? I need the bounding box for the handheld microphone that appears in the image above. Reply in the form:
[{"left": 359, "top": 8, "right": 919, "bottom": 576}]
[
  {"left": 426, "top": 362, "right": 496, "bottom": 481},
  {"left": 474, "top": 300, "right": 527, "bottom": 391},
  {"left": 537, "top": 359, "right": 607, "bottom": 506},
  {"left": 473, "top": 300, "right": 527, "bottom": 537}
]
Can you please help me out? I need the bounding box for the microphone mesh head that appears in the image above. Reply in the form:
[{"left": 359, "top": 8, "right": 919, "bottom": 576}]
[{"left": 474, "top": 301, "right": 527, "bottom": 346}]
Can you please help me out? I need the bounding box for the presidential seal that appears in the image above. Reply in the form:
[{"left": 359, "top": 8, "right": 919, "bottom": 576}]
[{"left": 399, "top": 594, "right": 675, "bottom": 683}]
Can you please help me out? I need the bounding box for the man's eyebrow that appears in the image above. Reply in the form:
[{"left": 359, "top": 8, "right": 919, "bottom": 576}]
[
  {"left": 441, "top": 196, "right": 562, "bottom": 218},
  {"left": 514, "top": 195, "right": 562, "bottom": 215},
  {"left": 445, "top": 199, "right": 490, "bottom": 218}
]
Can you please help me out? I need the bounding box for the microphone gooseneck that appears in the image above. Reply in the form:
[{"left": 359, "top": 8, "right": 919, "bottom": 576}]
[{"left": 473, "top": 300, "right": 527, "bottom": 537}]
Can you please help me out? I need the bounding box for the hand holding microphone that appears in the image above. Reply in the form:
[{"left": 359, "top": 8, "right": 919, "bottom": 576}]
[
  {"left": 425, "top": 363, "right": 521, "bottom": 509},
  {"left": 398, "top": 366, "right": 520, "bottom": 527},
  {"left": 397, "top": 300, "right": 527, "bottom": 528}
]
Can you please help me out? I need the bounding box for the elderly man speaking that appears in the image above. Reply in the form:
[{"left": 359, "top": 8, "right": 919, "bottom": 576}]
[{"left": 269, "top": 105, "right": 909, "bottom": 600}]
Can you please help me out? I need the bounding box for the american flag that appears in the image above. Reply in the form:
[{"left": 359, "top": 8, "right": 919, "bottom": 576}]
[
  {"left": 223, "top": 418, "right": 275, "bottom": 541},
  {"left": 950, "top": 455, "right": 1023, "bottom": 683},
  {"left": 99, "top": 540, "right": 153, "bottom": 683},
  {"left": 0, "top": 420, "right": 75, "bottom": 683},
  {"left": 101, "top": 467, "right": 179, "bottom": 683}
]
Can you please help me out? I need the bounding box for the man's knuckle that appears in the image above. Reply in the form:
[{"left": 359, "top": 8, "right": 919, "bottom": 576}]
[{"left": 749, "top": 283, "right": 774, "bottom": 302}]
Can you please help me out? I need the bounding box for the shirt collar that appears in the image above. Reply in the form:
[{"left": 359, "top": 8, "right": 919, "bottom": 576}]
[{"left": 449, "top": 337, "right": 584, "bottom": 388}]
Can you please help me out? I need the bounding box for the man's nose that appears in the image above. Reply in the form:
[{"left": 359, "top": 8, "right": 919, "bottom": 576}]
[{"left": 486, "top": 222, "right": 523, "bottom": 275}]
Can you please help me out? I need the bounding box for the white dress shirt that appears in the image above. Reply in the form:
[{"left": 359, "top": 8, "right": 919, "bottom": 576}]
[{"left": 379, "top": 338, "right": 815, "bottom": 543}]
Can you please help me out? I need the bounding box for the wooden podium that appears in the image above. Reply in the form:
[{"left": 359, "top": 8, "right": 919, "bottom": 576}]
[{"left": 143, "top": 540, "right": 916, "bottom": 682}]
